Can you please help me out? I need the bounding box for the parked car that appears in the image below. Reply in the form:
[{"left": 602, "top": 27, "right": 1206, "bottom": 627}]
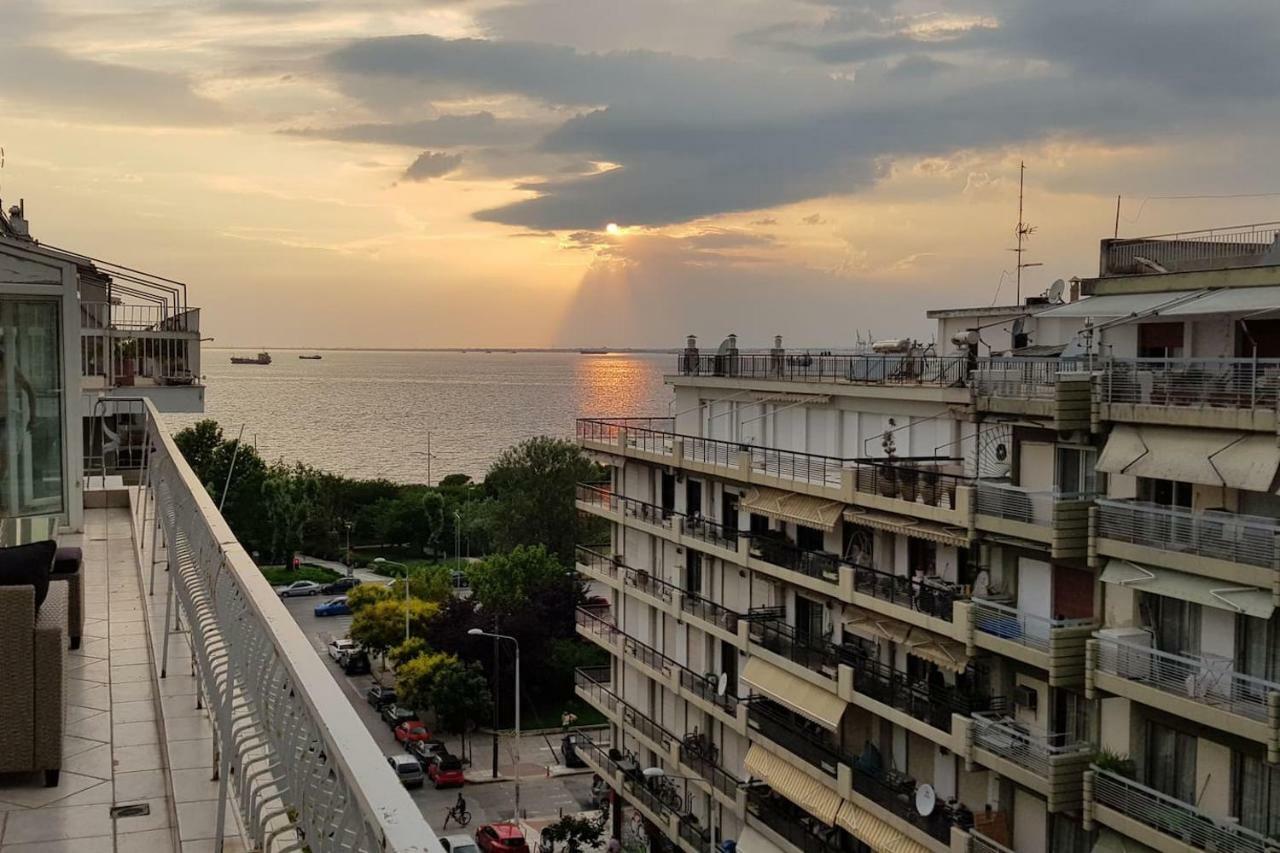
[
  {"left": 328, "top": 638, "right": 357, "bottom": 662},
  {"left": 476, "top": 823, "right": 529, "bottom": 853},
  {"left": 442, "top": 835, "right": 480, "bottom": 853},
  {"left": 381, "top": 704, "right": 417, "bottom": 729},
  {"left": 366, "top": 684, "right": 397, "bottom": 708},
  {"left": 427, "top": 753, "right": 465, "bottom": 789},
  {"left": 387, "top": 753, "right": 425, "bottom": 789},
  {"left": 314, "top": 596, "right": 351, "bottom": 617},
  {"left": 277, "top": 580, "right": 322, "bottom": 598},
  {"left": 342, "top": 651, "right": 371, "bottom": 675},
  {"left": 408, "top": 738, "right": 448, "bottom": 767},
  {"left": 322, "top": 576, "right": 362, "bottom": 595},
  {"left": 394, "top": 720, "right": 431, "bottom": 745}
]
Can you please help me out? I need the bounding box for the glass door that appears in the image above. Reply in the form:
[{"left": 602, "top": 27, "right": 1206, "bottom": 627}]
[{"left": 1, "top": 298, "right": 64, "bottom": 521}]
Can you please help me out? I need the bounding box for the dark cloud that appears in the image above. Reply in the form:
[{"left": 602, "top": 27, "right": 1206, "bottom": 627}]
[
  {"left": 401, "top": 151, "right": 462, "bottom": 182},
  {"left": 284, "top": 112, "right": 544, "bottom": 148}
]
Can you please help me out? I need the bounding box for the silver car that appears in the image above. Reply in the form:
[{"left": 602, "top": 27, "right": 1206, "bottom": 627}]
[
  {"left": 388, "top": 753, "right": 425, "bottom": 788},
  {"left": 277, "top": 580, "right": 322, "bottom": 598}
]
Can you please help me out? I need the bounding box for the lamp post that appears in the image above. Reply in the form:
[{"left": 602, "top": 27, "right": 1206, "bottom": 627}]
[
  {"left": 469, "top": 627, "right": 520, "bottom": 820},
  {"left": 373, "top": 557, "right": 410, "bottom": 641},
  {"left": 454, "top": 510, "right": 462, "bottom": 574},
  {"left": 344, "top": 520, "right": 354, "bottom": 577}
]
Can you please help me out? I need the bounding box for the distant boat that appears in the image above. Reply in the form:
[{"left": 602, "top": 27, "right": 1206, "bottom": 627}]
[
  {"left": 230, "top": 351, "right": 272, "bottom": 365},
  {"left": 579, "top": 348, "right": 609, "bottom": 355},
  {"left": 299, "top": 354, "right": 322, "bottom": 360}
]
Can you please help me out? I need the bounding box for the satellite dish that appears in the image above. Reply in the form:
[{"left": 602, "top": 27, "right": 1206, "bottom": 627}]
[
  {"left": 717, "top": 672, "right": 729, "bottom": 696},
  {"left": 1047, "top": 279, "right": 1066, "bottom": 303},
  {"left": 915, "top": 784, "right": 937, "bottom": 817},
  {"left": 1011, "top": 317, "right": 1026, "bottom": 337}
]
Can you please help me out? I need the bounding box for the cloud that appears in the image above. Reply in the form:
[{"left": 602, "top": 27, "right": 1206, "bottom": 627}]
[
  {"left": 752, "top": 217, "right": 778, "bottom": 226},
  {"left": 801, "top": 213, "right": 830, "bottom": 225},
  {"left": 284, "top": 112, "right": 543, "bottom": 148},
  {"left": 400, "top": 151, "right": 462, "bottom": 182}
]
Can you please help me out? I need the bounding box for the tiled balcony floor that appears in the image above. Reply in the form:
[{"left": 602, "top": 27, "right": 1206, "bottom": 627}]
[{"left": 0, "top": 504, "right": 245, "bottom": 853}]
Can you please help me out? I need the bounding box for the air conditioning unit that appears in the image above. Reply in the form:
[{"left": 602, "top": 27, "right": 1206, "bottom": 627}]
[
  {"left": 1097, "top": 627, "right": 1153, "bottom": 680},
  {"left": 1013, "top": 685, "right": 1038, "bottom": 711}
]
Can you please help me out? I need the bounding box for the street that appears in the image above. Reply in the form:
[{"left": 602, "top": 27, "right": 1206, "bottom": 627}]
[{"left": 280, "top": 595, "right": 598, "bottom": 838}]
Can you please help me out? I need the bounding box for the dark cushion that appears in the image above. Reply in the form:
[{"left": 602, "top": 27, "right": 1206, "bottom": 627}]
[
  {"left": 52, "top": 545, "right": 82, "bottom": 576},
  {"left": 0, "top": 540, "right": 57, "bottom": 609}
]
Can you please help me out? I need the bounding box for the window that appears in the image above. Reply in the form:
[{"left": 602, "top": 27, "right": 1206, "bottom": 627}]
[
  {"left": 1055, "top": 446, "right": 1097, "bottom": 495},
  {"left": 908, "top": 538, "right": 936, "bottom": 577},
  {"left": 685, "top": 551, "right": 703, "bottom": 595},
  {"left": 1237, "top": 615, "right": 1280, "bottom": 684},
  {"left": 1141, "top": 593, "right": 1201, "bottom": 656},
  {"left": 720, "top": 640, "right": 738, "bottom": 693},
  {"left": 0, "top": 298, "right": 64, "bottom": 518},
  {"left": 1145, "top": 721, "right": 1197, "bottom": 803},
  {"left": 796, "top": 524, "right": 824, "bottom": 551},
  {"left": 1138, "top": 322, "right": 1184, "bottom": 359},
  {"left": 794, "top": 596, "right": 824, "bottom": 646},
  {"left": 685, "top": 479, "right": 703, "bottom": 516},
  {"left": 721, "top": 491, "right": 739, "bottom": 532},
  {"left": 1235, "top": 752, "right": 1280, "bottom": 837},
  {"left": 660, "top": 472, "right": 675, "bottom": 513},
  {"left": 749, "top": 512, "right": 770, "bottom": 534},
  {"left": 1138, "top": 477, "right": 1192, "bottom": 508}
]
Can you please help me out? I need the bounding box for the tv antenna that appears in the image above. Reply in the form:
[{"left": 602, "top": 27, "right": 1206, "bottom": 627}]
[{"left": 1009, "top": 160, "right": 1042, "bottom": 303}]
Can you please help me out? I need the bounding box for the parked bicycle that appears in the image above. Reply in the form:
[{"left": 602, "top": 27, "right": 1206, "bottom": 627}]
[{"left": 681, "top": 728, "right": 719, "bottom": 765}]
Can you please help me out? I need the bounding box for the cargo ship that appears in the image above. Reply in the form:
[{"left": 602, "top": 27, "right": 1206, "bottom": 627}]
[{"left": 230, "top": 351, "right": 272, "bottom": 365}]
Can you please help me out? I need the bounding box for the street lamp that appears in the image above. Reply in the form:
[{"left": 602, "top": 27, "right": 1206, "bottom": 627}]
[
  {"left": 373, "top": 557, "right": 410, "bottom": 642},
  {"left": 469, "top": 627, "right": 521, "bottom": 821},
  {"left": 344, "top": 520, "right": 354, "bottom": 577}
]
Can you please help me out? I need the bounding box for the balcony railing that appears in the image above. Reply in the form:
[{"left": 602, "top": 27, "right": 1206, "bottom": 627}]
[
  {"left": 972, "top": 357, "right": 1087, "bottom": 400},
  {"left": 970, "top": 712, "right": 1092, "bottom": 778},
  {"left": 576, "top": 606, "right": 622, "bottom": 648},
  {"left": 575, "top": 666, "right": 619, "bottom": 715},
  {"left": 852, "top": 764, "right": 971, "bottom": 844},
  {"left": 574, "top": 667, "right": 676, "bottom": 751},
  {"left": 677, "top": 352, "right": 972, "bottom": 387},
  {"left": 852, "top": 564, "right": 965, "bottom": 622},
  {"left": 1096, "top": 498, "right": 1280, "bottom": 569},
  {"left": 1090, "top": 766, "right": 1280, "bottom": 853},
  {"left": 681, "top": 589, "right": 741, "bottom": 634},
  {"left": 576, "top": 483, "right": 620, "bottom": 513},
  {"left": 851, "top": 457, "right": 966, "bottom": 509},
  {"left": 747, "top": 700, "right": 846, "bottom": 777},
  {"left": 1093, "top": 635, "right": 1280, "bottom": 722},
  {"left": 748, "top": 617, "right": 839, "bottom": 676},
  {"left": 852, "top": 655, "right": 1001, "bottom": 732},
  {"left": 748, "top": 533, "right": 842, "bottom": 583},
  {"left": 137, "top": 399, "right": 432, "bottom": 852},
  {"left": 975, "top": 482, "right": 1090, "bottom": 526},
  {"left": 1101, "top": 356, "right": 1280, "bottom": 410},
  {"left": 679, "top": 743, "right": 742, "bottom": 800},
  {"left": 575, "top": 417, "right": 676, "bottom": 453},
  {"left": 681, "top": 514, "right": 739, "bottom": 551},
  {"left": 1101, "top": 222, "right": 1280, "bottom": 276},
  {"left": 747, "top": 792, "right": 845, "bottom": 853},
  {"left": 624, "top": 564, "right": 677, "bottom": 604},
  {"left": 575, "top": 545, "right": 620, "bottom": 582},
  {"left": 970, "top": 831, "right": 1017, "bottom": 853},
  {"left": 678, "top": 668, "right": 742, "bottom": 716},
  {"left": 971, "top": 599, "right": 1093, "bottom": 655}
]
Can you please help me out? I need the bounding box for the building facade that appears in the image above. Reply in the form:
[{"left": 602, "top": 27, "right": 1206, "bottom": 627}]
[{"left": 576, "top": 221, "right": 1280, "bottom": 853}]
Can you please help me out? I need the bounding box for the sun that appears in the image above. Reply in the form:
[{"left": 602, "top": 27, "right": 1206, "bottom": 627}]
[{"left": 605, "top": 222, "right": 622, "bottom": 235}]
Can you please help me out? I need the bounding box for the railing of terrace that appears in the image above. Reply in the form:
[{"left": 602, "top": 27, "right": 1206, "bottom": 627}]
[
  {"left": 678, "top": 669, "right": 742, "bottom": 716},
  {"left": 1096, "top": 498, "right": 1280, "bottom": 569},
  {"left": 851, "top": 564, "right": 965, "bottom": 621},
  {"left": 677, "top": 353, "right": 972, "bottom": 387},
  {"left": 851, "top": 458, "right": 965, "bottom": 509},
  {"left": 1101, "top": 356, "right": 1280, "bottom": 409},
  {"left": 747, "top": 700, "right": 846, "bottom": 777},
  {"left": 747, "top": 618, "right": 839, "bottom": 675},
  {"left": 574, "top": 545, "right": 620, "bottom": 582},
  {"left": 975, "top": 482, "right": 1091, "bottom": 526},
  {"left": 971, "top": 357, "right": 1088, "bottom": 399},
  {"left": 851, "top": 655, "right": 1001, "bottom": 731},
  {"left": 1102, "top": 222, "right": 1280, "bottom": 276},
  {"left": 746, "top": 792, "right": 846, "bottom": 853},
  {"left": 851, "top": 764, "right": 969, "bottom": 844},
  {"left": 971, "top": 599, "right": 1093, "bottom": 654},
  {"left": 748, "top": 533, "right": 842, "bottom": 583},
  {"left": 970, "top": 712, "right": 1092, "bottom": 778},
  {"left": 138, "top": 398, "right": 439, "bottom": 853}
]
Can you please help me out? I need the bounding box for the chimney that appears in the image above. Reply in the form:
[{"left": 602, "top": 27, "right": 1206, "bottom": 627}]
[
  {"left": 770, "top": 335, "right": 786, "bottom": 377},
  {"left": 682, "top": 335, "right": 700, "bottom": 374}
]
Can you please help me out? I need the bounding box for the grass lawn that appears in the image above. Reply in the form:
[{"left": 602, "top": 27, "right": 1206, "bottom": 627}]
[
  {"left": 258, "top": 564, "right": 343, "bottom": 585},
  {"left": 520, "top": 696, "right": 606, "bottom": 731}
]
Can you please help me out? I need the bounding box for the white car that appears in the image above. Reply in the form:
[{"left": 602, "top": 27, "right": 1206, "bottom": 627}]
[
  {"left": 277, "top": 580, "right": 322, "bottom": 598},
  {"left": 442, "top": 835, "right": 479, "bottom": 853},
  {"left": 328, "top": 638, "right": 357, "bottom": 662}
]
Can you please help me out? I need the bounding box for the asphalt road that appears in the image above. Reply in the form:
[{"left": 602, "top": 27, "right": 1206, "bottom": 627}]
[{"left": 280, "top": 594, "right": 596, "bottom": 836}]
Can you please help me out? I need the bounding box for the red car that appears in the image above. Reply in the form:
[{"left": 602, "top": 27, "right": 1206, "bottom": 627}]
[
  {"left": 428, "top": 753, "right": 465, "bottom": 788},
  {"left": 476, "top": 823, "right": 529, "bottom": 853},
  {"left": 394, "top": 720, "right": 431, "bottom": 745}
]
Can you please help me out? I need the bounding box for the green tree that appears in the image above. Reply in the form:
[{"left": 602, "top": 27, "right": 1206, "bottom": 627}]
[
  {"left": 346, "top": 582, "right": 392, "bottom": 612},
  {"left": 485, "top": 436, "right": 599, "bottom": 562},
  {"left": 350, "top": 598, "right": 439, "bottom": 666},
  {"left": 430, "top": 660, "right": 494, "bottom": 736},
  {"left": 540, "top": 814, "right": 605, "bottom": 853},
  {"left": 396, "top": 650, "right": 456, "bottom": 714},
  {"left": 467, "top": 545, "right": 566, "bottom": 613},
  {"left": 173, "top": 420, "right": 269, "bottom": 554},
  {"left": 263, "top": 462, "right": 320, "bottom": 561},
  {"left": 389, "top": 636, "right": 428, "bottom": 669}
]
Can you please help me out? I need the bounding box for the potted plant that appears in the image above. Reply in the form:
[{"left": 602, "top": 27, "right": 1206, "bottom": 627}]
[
  {"left": 1093, "top": 749, "right": 1136, "bottom": 780},
  {"left": 114, "top": 337, "right": 138, "bottom": 386}
]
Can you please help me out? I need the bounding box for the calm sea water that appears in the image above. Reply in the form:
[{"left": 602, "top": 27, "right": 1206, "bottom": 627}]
[{"left": 165, "top": 350, "right": 672, "bottom": 482}]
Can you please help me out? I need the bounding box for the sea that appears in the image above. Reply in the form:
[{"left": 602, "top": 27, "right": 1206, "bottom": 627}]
[{"left": 166, "top": 350, "right": 673, "bottom": 483}]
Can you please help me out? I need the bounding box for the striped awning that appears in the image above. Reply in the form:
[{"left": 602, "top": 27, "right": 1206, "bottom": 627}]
[
  {"left": 745, "top": 745, "right": 842, "bottom": 826},
  {"left": 744, "top": 487, "right": 843, "bottom": 531},
  {"left": 835, "top": 801, "right": 931, "bottom": 853},
  {"left": 741, "top": 656, "right": 848, "bottom": 731},
  {"left": 842, "top": 508, "right": 970, "bottom": 547},
  {"left": 843, "top": 605, "right": 912, "bottom": 644},
  {"left": 904, "top": 634, "right": 971, "bottom": 674},
  {"left": 843, "top": 606, "right": 971, "bottom": 673}
]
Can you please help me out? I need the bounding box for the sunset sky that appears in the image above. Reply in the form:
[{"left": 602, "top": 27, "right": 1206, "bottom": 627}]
[{"left": 4, "top": 0, "right": 1280, "bottom": 348}]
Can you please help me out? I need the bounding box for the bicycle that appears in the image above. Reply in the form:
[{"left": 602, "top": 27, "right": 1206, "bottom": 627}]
[{"left": 444, "top": 804, "right": 472, "bottom": 828}]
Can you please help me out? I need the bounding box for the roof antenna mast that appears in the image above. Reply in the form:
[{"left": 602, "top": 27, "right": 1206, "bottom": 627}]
[{"left": 1010, "top": 160, "right": 1042, "bottom": 303}]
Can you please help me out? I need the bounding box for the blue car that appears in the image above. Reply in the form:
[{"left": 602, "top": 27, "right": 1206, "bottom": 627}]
[{"left": 314, "top": 596, "right": 351, "bottom": 617}]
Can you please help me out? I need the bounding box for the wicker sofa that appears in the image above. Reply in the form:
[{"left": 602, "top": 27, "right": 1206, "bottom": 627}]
[{"left": 0, "top": 582, "right": 67, "bottom": 786}]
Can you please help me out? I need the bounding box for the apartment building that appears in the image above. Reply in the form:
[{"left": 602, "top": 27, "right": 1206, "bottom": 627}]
[{"left": 576, "top": 220, "right": 1280, "bottom": 853}]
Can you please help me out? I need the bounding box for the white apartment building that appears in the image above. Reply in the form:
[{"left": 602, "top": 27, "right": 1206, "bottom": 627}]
[{"left": 576, "top": 220, "right": 1280, "bottom": 853}]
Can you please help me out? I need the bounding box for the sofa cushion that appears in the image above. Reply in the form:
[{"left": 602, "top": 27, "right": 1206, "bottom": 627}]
[
  {"left": 0, "top": 540, "right": 56, "bottom": 609},
  {"left": 52, "top": 546, "right": 82, "bottom": 576}
]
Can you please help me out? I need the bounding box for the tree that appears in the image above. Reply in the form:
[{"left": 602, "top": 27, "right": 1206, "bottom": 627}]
[
  {"left": 346, "top": 582, "right": 392, "bottom": 612},
  {"left": 485, "top": 436, "right": 600, "bottom": 562},
  {"left": 396, "top": 651, "right": 456, "bottom": 714},
  {"left": 467, "top": 545, "right": 568, "bottom": 614},
  {"left": 349, "top": 598, "right": 439, "bottom": 666},
  {"left": 540, "top": 814, "right": 605, "bottom": 853},
  {"left": 430, "top": 660, "right": 493, "bottom": 736},
  {"left": 173, "top": 420, "right": 269, "bottom": 554},
  {"left": 389, "top": 636, "right": 428, "bottom": 670},
  {"left": 263, "top": 462, "right": 320, "bottom": 561}
]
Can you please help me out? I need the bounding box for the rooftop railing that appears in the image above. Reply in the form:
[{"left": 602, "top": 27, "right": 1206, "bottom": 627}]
[
  {"left": 970, "top": 712, "right": 1092, "bottom": 778},
  {"left": 747, "top": 699, "right": 846, "bottom": 777},
  {"left": 975, "top": 482, "right": 1090, "bottom": 526},
  {"left": 852, "top": 563, "right": 965, "bottom": 622},
  {"left": 1090, "top": 766, "right": 1280, "bottom": 853},
  {"left": 676, "top": 352, "right": 972, "bottom": 387},
  {"left": 971, "top": 599, "right": 1092, "bottom": 654},
  {"left": 138, "top": 398, "right": 437, "bottom": 853},
  {"left": 1101, "top": 222, "right": 1280, "bottom": 276},
  {"left": 1093, "top": 635, "right": 1280, "bottom": 722},
  {"left": 1101, "top": 356, "right": 1280, "bottom": 410},
  {"left": 1096, "top": 498, "right": 1280, "bottom": 569},
  {"left": 972, "top": 357, "right": 1088, "bottom": 399},
  {"left": 851, "top": 457, "right": 965, "bottom": 509}
]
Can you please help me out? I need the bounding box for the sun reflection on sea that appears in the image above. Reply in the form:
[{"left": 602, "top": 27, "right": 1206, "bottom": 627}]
[{"left": 575, "top": 353, "right": 670, "bottom": 418}]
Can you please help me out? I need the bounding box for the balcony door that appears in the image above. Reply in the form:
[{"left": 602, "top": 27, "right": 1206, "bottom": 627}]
[
  {"left": 686, "top": 478, "right": 703, "bottom": 517},
  {"left": 1, "top": 297, "right": 64, "bottom": 521},
  {"left": 794, "top": 595, "right": 825, "bottom": 647},
  {"left": 1145, "top": 721, "right": 1196, "bottom": 804}
]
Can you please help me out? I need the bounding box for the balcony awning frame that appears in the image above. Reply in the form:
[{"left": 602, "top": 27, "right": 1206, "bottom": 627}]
[
  {"left": 744, "top": 745, "right": 842, "bottom": 826},
  {"left": 744, "top": 487, "right": 843, "bottom": 531},
  {"left": 842, "top": 508, "right": 970, "bottom": 547},
  {"left": 1097, "top": 424, "right": 1280, "bottom": 492},
  {"left": 741, "top": 656, "right": 848, "bottom": 731},
  {"left": 1100, "top": 559, "right": 1275, "bottom": 619}
]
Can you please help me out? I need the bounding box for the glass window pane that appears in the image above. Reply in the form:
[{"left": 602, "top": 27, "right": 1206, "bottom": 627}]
[{"left": 1, "top": 298, "right": 64, "bottom": 519}]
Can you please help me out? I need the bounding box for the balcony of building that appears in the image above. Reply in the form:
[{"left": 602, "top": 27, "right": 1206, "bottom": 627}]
[
  {"left": 746, "top": 614, "right": 854, "bottom": 699},
  {"left": 576, "top": 483, "right": 743, "bottom": 568},
  {"left": 849, "top": 763, "right": 975, "bottom": 851},
  {"left": 746, "top": 531, "right": 849, "bottom": 598},
  {"left": 675, "top": 350, "right": 974, "bottom": 389},
  {"left": 973, "top": 482, "right": 1091, "bottom": 560},
  {"left": 971, "top": 358, "right": 1092, "bottom": 430},
  {"left": 850, "top": 563, "right": 969, "bottom": 640},
  {"left": 965, "top": 598, "right": 1094, "bottom": 687},
  {"left": 572, "top": 668, "right": 677, "bottom": 760},
  {"left": 79, "top": 299, "right": 204, "bottom": 414},
  {"left": 746, "top": 698, "right": 850, "bottom": 789},
  {"left": 1085, "top": 766, "right": 1280, "bottom": 853},
  {"left": 575, "top": 604, "right": 623, "bottom": 653},
  {"left": 1086, "top": 635, "right": 1280, "bottom": 747},
  {"left": 1099, "top": 221, "right": 1280, "bottom": 277},
  {"left": 1094, "top": 498, "right": 1280, "bottom": 588},
  {"left": 574, "top": 544, "right": 622, "bottom": 588},
  {"left": 962, "top": 712, "right": 1093, "bottom": 812},
  {"left": 744, "top": 791, "right": 848, "bottom": 853},
  {"left": 1098, "top": 356, "right": 1280, "bottom": 430}
]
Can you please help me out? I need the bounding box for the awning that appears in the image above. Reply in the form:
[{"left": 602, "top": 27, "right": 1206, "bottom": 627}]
[
  {"left": 842, "top": 508, "right": 971, "bottom": 547},
  {"left": 844, "top": 606, "right": 972, "bottom": 672},
  {"left": 743, "top": 487, "right": 843, "bottom": 531},
  {"left": 741, "top": 656, "right": 848, "bottom": 731},
  {"left": 1100, "top": 560, "right": 1274, "bottom": 619},
  {"left": 1097, "top": 425, "right": 1280, "bottom": 491},
  {"left": 735, "top": 824, "right": 784, "bottom": 853},
  {"left": 835, "top": 801, "right": 931, "bottom": 853},
  {"left": 1158, "top": 285, "right": 1280, "bottom": 317},
  {"left": 1034, "top": 290, "right": 1205, "bottom": 319},
  {"left": 744, "top": 745, "right": 842, "bottom": 826}
]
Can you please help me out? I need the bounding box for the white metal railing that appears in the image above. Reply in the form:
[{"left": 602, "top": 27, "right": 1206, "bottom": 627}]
[
  {"left": 81, "top": 301, "right": 201, "bottom": 332},
  {"left": 1091, "top": 766, "right": 1280, "bottom": 853},
  {"left": 1103, "top": 222, "right": 1280, "bottom": 276},
  {"left": 970, "top": 712, "right": 1091, "bottom": 778},
  {"left": 134, "top": 398, "right": 438, "bottom": 853},
  {"left": 971, "top": 598, "right": 1092, "bottom": 654},
  {"left": 1101, "top": 357, "right": 1280, "bottom": 410},
  {"left": 975, "top": 481, "right": 1090, "bottom": 526},
  {"left": 972, "top": 357, "right": 1090, "bottom": 399},
  {"left": 1096, "top": 498, "right": 1280, "bottom": 569},
  {"left": 969, "top": 830, "right": 1017, "bottom": 853},
  {"left": 1094, "top": 635, "right": 1280, "bottom": 722}
]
